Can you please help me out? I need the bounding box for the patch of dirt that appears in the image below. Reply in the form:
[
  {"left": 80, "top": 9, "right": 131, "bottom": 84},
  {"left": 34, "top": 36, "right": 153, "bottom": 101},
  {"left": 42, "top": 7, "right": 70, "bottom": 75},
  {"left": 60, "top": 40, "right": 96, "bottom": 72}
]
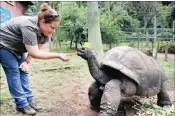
[{"left": 157, "top": 53, "right": 174, "bottom": 60}]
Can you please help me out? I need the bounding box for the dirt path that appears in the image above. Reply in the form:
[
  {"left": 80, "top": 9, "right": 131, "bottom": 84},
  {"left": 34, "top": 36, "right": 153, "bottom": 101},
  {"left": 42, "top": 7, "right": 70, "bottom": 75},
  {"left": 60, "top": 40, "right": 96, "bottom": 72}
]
[{"left": 157, "top": 53, "right": 174, "bottom": 60}]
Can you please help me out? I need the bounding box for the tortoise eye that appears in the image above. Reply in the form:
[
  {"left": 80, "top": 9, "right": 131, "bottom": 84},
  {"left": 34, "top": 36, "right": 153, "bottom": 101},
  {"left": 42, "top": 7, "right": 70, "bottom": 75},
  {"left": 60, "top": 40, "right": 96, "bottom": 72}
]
[{"left": 82, "top": 47, "right": 85, "bottom": 50}]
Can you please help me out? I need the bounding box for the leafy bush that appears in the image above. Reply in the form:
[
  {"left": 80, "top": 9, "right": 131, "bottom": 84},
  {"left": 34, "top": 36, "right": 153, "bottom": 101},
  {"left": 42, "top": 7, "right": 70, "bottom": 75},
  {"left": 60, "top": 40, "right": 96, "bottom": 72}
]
[
  {"left": 135, "top": 100, "right": 174, "bottom": 116},
  {"left": 128, "top": 42, "right": 136, "bottom": 48},
  {"left": 158, "top": 42, "right": 175, "bottom": 53},
  {"left": 157, "top": 32, "right": 172, "bottom": 38}
]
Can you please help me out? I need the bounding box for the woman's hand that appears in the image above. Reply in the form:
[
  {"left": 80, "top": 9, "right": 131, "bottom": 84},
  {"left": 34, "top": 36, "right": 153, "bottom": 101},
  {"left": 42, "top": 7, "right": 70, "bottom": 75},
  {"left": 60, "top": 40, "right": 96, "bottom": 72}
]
[
  {"left": 59, "top": 53, "right": 70, "bottom": 62},
  {"left": 19, "top": 61, "right": 29, "bottom": 72}
]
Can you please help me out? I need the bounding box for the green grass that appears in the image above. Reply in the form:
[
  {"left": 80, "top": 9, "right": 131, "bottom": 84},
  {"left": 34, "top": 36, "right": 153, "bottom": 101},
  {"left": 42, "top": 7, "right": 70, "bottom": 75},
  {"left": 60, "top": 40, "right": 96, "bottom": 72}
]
[
  {"left": 135, "top": 100, "right": 174, "bottom": 116},
  {"left": 0, "top": 87, "right": 12, "bottom": 113},
  {"left": 29, "top": 55, "right": 89, "bottom": 91},
  {"left": 0, "top": 65, "right": 13, "bottom": 113},
  {"left": 0, "top": 91, "right": 11, "bottom": 104},
  {"left": 156, "top": 58, "right": 175, "bottom": 88},
  {"left": 0, "top": 65, "right": 5, "bottom": 77},
  {"left": 0, "top": 65, "right": 9, "bottom": 103}
]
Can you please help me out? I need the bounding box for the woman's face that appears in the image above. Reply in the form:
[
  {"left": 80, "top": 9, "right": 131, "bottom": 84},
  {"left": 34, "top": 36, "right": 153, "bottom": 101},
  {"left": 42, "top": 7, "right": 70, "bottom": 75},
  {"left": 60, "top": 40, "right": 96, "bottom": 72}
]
[{"left": 39, "top": 20, "right": 59, "bottom": 37}]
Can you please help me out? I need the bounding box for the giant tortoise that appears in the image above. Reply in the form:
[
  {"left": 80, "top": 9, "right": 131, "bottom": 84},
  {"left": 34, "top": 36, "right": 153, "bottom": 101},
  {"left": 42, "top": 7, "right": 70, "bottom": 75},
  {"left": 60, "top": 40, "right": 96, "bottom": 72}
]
[{"left": 77, "top": 46, "right": 172, "bottom": 116}]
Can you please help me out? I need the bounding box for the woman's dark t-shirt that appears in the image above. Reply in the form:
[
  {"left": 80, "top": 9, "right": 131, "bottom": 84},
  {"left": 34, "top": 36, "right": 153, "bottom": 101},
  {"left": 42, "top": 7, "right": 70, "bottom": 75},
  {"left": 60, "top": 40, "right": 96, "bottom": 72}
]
[{"left": 0, "top": 16, "right": 49, "bottom": 59}]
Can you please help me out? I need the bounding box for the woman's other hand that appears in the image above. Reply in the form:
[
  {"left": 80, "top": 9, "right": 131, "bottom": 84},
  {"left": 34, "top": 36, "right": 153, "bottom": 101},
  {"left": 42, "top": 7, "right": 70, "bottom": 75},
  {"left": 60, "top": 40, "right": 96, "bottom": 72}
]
[{"left": 19, "top": 61, "right": 29, "bottom": 72}]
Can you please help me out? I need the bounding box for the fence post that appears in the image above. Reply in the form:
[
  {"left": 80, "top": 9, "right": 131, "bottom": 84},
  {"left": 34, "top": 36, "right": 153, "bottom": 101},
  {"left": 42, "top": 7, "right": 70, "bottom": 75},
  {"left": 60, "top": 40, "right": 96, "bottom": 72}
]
[
  {"left": 165, "top": 42, "right": 168, "bottom": 61},
  {"left": 173, "top": 20, "right": 174, "bottom": 42},
  {"left": 49, "top": 36, "right": 52, "bottom": 52},
  {"left": 153, "top": 9, "right": 157, "bottom": 58},
  {"left": 154, "top": 38, "right": 159, "bottom": 59},
  {"left": 140, "top": 39, "right": 143, "bottom": 51},
  {"left": 138, "top": 37, "right": 140, "bottom": 50}
]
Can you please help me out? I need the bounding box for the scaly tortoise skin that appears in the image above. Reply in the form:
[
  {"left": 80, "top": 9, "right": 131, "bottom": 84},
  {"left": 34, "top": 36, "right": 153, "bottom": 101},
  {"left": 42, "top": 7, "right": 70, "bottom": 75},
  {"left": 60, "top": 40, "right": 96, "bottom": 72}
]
[{"left": 77, "top": 46, "right": 172, "bottom": 116}]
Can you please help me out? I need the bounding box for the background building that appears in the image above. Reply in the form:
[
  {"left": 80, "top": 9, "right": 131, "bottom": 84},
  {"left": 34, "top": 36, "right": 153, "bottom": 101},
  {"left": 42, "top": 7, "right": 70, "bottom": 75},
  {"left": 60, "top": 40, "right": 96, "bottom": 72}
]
[{"left": 0, "top": 1, "right": 32, "bottom": 23}]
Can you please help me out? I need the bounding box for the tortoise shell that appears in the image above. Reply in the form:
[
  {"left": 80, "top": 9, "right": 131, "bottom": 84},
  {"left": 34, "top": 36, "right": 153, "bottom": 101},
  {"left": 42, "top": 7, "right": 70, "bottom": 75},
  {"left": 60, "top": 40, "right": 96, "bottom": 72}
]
[{"left": 100, "top": 46, "right": 167, "bottom": 85}]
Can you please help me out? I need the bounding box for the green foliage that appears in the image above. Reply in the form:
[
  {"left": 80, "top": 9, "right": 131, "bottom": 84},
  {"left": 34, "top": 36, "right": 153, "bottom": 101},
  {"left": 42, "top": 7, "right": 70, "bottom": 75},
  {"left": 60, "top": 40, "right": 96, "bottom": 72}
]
[
  {"left": 168, "top": 2, "right": 175, "bottom": 20},
  {"left": 156, "top": 4, "right": 169, "bottom": 28},
  {"left": 158, "top": 42, "right": 175, "bottom": 53},
  {"left": 100, "top": 14, "right": 118, "bottom": 44},
  {"left": 58, "top": 1, "right": 140, "bottom": 47},
  {"left": 26, "top": 1, "right": 61, "bottom": 16},
  {"left": 167, "top": 2, "right": 175, "bottom": 27},
  {"left": 25, "top": 1, "right": 173, "bottom": 50},
  {"left": 100, "top": 4, "right": 140, "bottom": 45},
  {"left": 157, "top": 31, "right": 172, "bottom": 38},
  {"left": 112, "top": 10, "right": 140, "bottom": 28},
  {"left": 26, "top": 1, "right": 43, "bottom": 16},
  {"left": 125, "top": 1, "right": 156, "bottom": 27},
  {"left": 135, "top": 101, "right": 175, "bottom": 116},
  {"left": 59, "top": 2, "right": 88, "bottom": 47},
  {"left": 128, "top": 42, "right": 136, "bottom": 47}
]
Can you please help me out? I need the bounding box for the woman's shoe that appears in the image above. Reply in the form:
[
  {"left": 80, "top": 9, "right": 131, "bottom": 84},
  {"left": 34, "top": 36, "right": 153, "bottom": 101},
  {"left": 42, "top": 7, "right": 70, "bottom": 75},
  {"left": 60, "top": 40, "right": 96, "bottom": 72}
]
[
  {"left": 30, "top": 103, "right": 42, "bottom": 111},
  {"left": 16, "top": 105, "right": 36, "bottom": 115}
]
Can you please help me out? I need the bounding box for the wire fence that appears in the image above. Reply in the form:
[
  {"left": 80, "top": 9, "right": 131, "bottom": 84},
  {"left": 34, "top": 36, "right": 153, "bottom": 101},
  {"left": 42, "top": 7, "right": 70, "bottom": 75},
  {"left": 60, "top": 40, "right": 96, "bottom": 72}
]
[{"left": 51, "top": 27, "right": 175, "bottom": 59}]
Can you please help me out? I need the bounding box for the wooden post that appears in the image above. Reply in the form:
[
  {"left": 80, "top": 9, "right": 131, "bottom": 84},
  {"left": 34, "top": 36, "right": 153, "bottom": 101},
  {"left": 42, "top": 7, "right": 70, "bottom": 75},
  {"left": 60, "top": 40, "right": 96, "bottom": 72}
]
[
  {"left": 165, "top": 42, "right": 168, "bottom": 61},
  {"left": 137, "top": 32, "right": 140, "bottom": 50},
  {"left": 155, "top": 38, "right": 159, "bottom": 59},
  {"left": 138, "top": 37, "right": 140, "bottom": 50},
  {"left": 49, "top": 36, "right": 52, "bottom": 52},
  {"left": 153, "top": 7, "right": 157, "bottom": 58},
  {"left": 173, "top": 20, "right": 174, "bottom": 42},
  {"left": 141, "top": 40, "right": 143, "bottom": 51}
]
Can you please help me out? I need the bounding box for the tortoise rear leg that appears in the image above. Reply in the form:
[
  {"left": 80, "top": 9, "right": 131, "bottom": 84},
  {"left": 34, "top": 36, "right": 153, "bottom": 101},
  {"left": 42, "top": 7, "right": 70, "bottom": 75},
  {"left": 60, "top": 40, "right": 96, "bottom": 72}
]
[
  {"left": 99, "top": 79, "right": 121, "bottom": 116},
  {"left": 157, "top": 83, "right": 172, "bottom": 107}
]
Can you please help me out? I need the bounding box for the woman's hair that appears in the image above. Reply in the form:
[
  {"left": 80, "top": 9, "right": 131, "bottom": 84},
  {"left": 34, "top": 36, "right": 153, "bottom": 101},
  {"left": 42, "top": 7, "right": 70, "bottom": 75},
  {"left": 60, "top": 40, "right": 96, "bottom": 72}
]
[{"left": 38, "top": 3, "right": 61, "bottom": 23}]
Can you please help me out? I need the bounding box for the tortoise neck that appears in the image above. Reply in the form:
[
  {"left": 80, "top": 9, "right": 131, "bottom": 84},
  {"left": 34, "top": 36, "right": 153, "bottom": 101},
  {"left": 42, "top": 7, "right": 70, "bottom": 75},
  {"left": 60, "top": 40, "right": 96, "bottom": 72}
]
[{"left": 87, "top": 55, "right": 110, "bottom": 84}]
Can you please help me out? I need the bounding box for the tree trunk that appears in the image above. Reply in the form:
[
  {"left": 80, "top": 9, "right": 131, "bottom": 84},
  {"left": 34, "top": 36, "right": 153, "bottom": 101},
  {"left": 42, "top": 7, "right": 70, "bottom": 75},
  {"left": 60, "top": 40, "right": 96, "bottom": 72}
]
[
  {"left": 70, "top": 36, "right": 73, "bottom": 49},
  {"left": 58, "top": 28, "right": 61, "bottom": 47},
  {"left": 144, "top": 15, "right": 150, "bottom": 48},
  {"left": 165, "top": 42, "right": 168, "bottom": 62},
  {"left": 153, "top": 12, "right": 157, "bottom": 58},
  {"left": 49, "top": 37, "right": 52, "bottom": 52},
  {"left": 155, "top": 39, "right": 159, "bottom": 59},
  {"left": 173, "top": 20, "right": 175, "bottom": 42},
  {"left": 145, "top": 28, "right": 150, "bottom": 47},
  {"left": 108, "top": 1, "right": 112, "bottom": 49},
  {"left": 87, "top": 1, "right": 104, "bottom": 59}
]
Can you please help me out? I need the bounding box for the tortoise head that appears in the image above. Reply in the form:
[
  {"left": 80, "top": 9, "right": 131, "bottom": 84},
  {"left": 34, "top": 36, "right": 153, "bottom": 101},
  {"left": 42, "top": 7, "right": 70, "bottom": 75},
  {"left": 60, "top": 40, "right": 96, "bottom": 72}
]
[{"left": 77, "top": 47, "right": 96, "bottom": 60}]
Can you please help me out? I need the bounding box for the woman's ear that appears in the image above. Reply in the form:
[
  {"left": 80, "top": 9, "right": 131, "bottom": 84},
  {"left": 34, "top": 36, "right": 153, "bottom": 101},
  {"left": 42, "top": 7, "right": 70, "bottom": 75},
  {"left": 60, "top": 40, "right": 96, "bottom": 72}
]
[{"left": 39, "top": 19, "right": 45, "bottom": 25}]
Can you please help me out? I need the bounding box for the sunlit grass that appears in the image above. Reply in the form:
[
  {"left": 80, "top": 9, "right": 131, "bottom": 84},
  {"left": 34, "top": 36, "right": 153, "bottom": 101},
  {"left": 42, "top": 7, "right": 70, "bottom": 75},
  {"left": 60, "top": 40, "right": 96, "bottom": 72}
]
[
  {"left": 156, "top": 58, "right": 175, "bottom": 88},
  {"left": 0, "top": 89, "right": 12, "bottom": 113}
]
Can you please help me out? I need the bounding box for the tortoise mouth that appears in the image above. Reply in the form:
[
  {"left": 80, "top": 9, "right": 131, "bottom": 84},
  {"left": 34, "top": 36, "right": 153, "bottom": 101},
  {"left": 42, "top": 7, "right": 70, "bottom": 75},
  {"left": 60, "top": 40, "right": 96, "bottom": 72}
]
[
  {"left": 77, "top": 47, "right": 83, "bottom": 51},
  {"left": 77, "top": 47, "right": 85, "bottom": 55}
]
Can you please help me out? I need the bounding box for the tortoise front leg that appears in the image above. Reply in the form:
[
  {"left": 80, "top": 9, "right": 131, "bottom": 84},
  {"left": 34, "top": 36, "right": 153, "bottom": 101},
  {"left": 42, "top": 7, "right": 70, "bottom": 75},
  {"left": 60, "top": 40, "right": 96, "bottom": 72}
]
[
  {"left": 99, "top": 79, "right": 121, "bottom": 116},
  {"left": 88, "top": 81, "right": 103, "bottom": 112}
]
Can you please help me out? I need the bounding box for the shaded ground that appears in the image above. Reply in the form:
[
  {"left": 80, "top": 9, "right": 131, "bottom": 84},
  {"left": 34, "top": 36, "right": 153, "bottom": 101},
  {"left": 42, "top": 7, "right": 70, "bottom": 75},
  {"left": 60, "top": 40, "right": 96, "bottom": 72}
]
[{"left": 0, "top": 45, "right": 174, "bottom": 116}]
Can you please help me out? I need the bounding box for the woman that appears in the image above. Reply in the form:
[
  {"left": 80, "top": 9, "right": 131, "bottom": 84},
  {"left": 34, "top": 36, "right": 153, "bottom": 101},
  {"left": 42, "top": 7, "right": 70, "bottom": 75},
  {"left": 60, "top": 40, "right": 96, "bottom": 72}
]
[{"left": 0, "top": 3, "right": 70, "bottom": 115}]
